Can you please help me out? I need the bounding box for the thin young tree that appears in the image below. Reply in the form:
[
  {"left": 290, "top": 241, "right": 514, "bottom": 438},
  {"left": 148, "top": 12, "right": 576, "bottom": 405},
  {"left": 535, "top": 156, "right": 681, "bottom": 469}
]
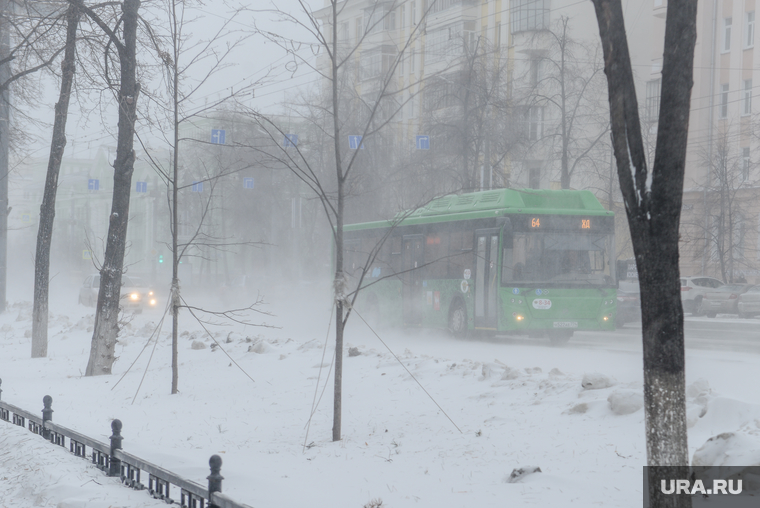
[
  {"left": 680, "top": 127, "right": 755, "bottom": 285},
  {"left": 591, "top": 1, "right": 697, "bottom": 507},
  {"left": 140, "top": 0, "right": 255, "bottom": 393},
  {"left": 75, "top": 0, "right": 141, "bottom": 376},
  {"left": 258, "top": 0, "right": 432, "bottom": 441},
  {"left": 519, "top": 16, "right": 609, "bottom": 190},
  {"left": 32, "top": 2, "right": 80, "bottom": 358},
  {"left": 418, "top": 34, "right": 516, "bottom": 194}
]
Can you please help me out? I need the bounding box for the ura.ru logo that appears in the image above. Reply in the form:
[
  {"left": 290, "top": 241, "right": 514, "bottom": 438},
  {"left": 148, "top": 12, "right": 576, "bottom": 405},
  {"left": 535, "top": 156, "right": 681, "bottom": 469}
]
[{"left": 661, "top": 479, "right": 742, "bottom": 495}]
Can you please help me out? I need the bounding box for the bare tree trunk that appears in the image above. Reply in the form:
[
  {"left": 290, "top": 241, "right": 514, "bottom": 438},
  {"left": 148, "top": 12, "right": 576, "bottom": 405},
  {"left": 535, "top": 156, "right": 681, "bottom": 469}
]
[
  {"left": 592, "top": 1, "right": 696, "bottom": 507},
  {"left": 85, "top": 0, "right": 141, "bottom": 376},
  {"left": 559, "top": 21, "right": 570, "bottom": 189},
  {"left": 32, "top": 3, "right": 80, "bottom": 358},
  {"left": 0, "top": 0, "right": 10, "bottom": 315},
  {"left": 170, "top": 0, "right": 180, "bottom": 395},
  {"left": 330, "top": 0, "right": 343, "bottom": 442}
]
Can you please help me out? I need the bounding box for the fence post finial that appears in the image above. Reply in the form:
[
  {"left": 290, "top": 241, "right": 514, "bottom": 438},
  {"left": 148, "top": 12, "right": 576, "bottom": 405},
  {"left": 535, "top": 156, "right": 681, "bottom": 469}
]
[
  {"left": 41, "top": 395, "right": 53, "bottom": 439},
  {"left": 208, "top": 454, "right": 224, "bottom": 508},
  {"left": 109, "top": 419, "right": 123, "bottom": 477}
]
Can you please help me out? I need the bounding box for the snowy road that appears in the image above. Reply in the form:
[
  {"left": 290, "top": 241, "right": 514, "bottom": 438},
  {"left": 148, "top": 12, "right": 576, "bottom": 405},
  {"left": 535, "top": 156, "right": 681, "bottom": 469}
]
[{"left": 573, "top": 317, "right": 760, "bottom": 355}]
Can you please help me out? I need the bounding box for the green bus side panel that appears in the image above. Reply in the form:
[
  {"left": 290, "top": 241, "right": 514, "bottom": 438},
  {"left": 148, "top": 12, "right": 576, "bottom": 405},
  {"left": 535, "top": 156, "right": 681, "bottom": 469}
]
[
  {"left": 419, "top": 279, "right": 471, "bottom": 329},
  {"left": 353, "top": 279, "right": 404, "bottom": 328}
]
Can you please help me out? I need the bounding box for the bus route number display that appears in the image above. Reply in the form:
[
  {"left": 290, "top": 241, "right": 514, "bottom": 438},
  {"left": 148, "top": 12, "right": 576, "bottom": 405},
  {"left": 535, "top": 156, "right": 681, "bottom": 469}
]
[
  {"left": 531, "top": 218, "right": 540, "bottom": 228},
  {"left": 581, "top": 219, "right": 591, "bottom": 229}
]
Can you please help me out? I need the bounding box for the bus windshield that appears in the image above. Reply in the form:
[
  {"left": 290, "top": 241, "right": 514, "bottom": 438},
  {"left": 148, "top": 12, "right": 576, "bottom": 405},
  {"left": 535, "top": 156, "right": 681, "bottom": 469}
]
[{"left": 502, "top": 232, "right": 611, "bottom": 286}]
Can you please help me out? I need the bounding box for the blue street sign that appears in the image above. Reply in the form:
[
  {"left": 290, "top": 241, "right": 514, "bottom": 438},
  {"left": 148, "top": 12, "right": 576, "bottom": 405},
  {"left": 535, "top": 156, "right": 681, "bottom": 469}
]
[
  {"left": 348, "top": 135, "right": 364, "bottom": 149},
  {"left": 88, "top": 179, "right": 99, "bottom": 190},
  {"left": 135, "top": 181, "right": 147, "bottom": 193},
  {"left": 243, "top": 177, "right": 254, "bottom": 189},
  {"left": 283, "top": 134, "right": 298, "bottom": 147},
  {"left": 211, "top": 129, "right": 226, "bottom": 145},
  {"left": 416, "top": 135, "right": 430, "bottom": 150},
  {"left": 191, "top": 181, "right": 203, "bottom": 192}
]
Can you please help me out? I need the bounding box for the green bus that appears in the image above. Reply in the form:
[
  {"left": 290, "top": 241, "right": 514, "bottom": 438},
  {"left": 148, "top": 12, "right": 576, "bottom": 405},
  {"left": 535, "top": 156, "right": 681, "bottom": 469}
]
[{"left": 343, "top": 188, "right": 617, "bottom": 344}]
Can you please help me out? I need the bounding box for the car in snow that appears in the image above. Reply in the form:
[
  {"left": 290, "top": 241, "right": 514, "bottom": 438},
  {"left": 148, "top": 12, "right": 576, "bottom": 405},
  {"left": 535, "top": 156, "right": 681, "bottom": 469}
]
[
  {"left": 616, "top": 280, "right": 640, "bottom": 328},
  {"left": 701, "top": 283, "right": 755, "bottom": 318},
  {"left": 680, "top": 276, "right": 724, "bottom": 315},
  {"left": 78, "top": 274, "right": 158, "bottom": 312},
  {"left": 737, "top": 285, "right": 760, "bottom": 318}
]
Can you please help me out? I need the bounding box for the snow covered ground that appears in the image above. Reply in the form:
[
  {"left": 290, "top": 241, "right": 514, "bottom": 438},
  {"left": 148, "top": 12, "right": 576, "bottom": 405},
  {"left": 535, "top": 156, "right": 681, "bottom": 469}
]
[{"left": 2, "top": 281, "right": 760, "bottom": 507}]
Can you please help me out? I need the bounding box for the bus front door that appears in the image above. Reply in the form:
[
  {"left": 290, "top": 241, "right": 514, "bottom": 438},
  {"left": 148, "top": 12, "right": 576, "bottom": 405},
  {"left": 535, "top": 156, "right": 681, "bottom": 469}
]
[
  {"left": 402, "top": 235, "right": 424, "bottom": 326},
  {"left": 474, "top": 231, "right": 500, "bottom": 330}
]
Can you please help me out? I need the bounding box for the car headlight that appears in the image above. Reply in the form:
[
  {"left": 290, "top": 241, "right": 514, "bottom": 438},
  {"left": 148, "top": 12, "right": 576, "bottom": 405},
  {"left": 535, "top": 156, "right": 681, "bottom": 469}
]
[
  {"left": 130, "top": 292, "right": 140, "bottom": 301},
  {"left": 149, "top": 291, "right": 154, "bottom": 296},
  {"left": 149, "top": 298, "right": 157, "bottom": 306}
]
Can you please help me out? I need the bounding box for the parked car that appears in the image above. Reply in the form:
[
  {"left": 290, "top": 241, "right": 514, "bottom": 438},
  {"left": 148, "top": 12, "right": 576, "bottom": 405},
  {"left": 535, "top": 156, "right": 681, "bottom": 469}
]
[
  {"left": 616, "top": 280, "right": 641, "bottom": 328},
  {"left": 737, "top": 285, "right": 760, "bottom": 318},
  {"left": 701, "top": 283, "right": 755, "bottom": 317},
  {"left": 680, "top": 276, "right": 725, "bottom": 315},
  {"left": 79, "top": 274, "right": 158, "bottom": 312}
]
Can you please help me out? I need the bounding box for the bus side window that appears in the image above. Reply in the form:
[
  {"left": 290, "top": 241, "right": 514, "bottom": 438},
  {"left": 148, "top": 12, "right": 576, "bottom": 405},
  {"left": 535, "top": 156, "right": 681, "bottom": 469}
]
[
  {"left": 343, "top": 240, "right": 360, "bottom": 277},
  {"left": 389, "top": 236, "right": 402, "bottom": 274},
  {"left": 447, "top": 230, "right": 473, "bottom": 279},
  {"left": 425, "top": 233, "right": 447, "bottom": 279},
  {"left": 501, "top": 235, "right": 514, "bottom": 284}
]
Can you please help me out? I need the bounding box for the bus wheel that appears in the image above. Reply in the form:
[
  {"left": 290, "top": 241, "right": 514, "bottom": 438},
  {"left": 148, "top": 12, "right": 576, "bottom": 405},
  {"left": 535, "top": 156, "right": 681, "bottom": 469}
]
[
  {"left": 448, "top": 300, "right": 467, "bottom": 338},
  {"left": 549, "top": 330, "right": 572, "bottom": 346}
]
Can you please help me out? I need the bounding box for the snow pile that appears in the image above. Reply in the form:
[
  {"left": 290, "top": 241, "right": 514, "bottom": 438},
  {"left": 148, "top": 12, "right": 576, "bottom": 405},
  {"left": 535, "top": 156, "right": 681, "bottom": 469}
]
[
  {"left": 607, "top": 390, "right": 644, "bottom": 415},
  {"left": 581, "top": 372, "right": 615, "bottom": 390},
  {"left": 692, "top": 432, "right": 760, "bottom": 467},
  {"left": 0, "top": 423, "right": 166, "bottom": 508}
]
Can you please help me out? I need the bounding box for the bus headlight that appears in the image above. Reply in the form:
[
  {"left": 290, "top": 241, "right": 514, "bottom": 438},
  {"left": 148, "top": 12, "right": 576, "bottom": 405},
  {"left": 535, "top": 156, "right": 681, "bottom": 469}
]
[{"left": 515, "top": 314, "right": 524, "bottom": 321}]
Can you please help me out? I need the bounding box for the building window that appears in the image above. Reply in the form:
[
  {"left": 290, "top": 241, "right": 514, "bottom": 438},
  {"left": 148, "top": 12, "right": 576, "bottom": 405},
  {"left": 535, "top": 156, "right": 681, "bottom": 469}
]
[
  {"left": 746, "top": 11, "right": 755, "bottom": 48},
  {"left": 411, "top": 0, "right": 416, "bottom": 26},
  {"left": 734, "top": 214, "right": 746, "bottom": 261},
  {"left": 401, "top": 3, "right": 405, "bottom": 29},
  {"left": 365, "top": 5, "right": 395, "bottom": 34},
  {"left": 511, "top": 0, "right": 550, "bottom": 33},
  {"left": 524, "top": 106, "right": 544, "bottom": 141},
  {"left": 529, "top": 168, "right": 541, "bottom": 189},
  {"left": 495, "top": 22, "right": 501, "bottom": 49},
  {"left": 530, "top": 58, "right": 543, "bottom": 86},
  {"left": 724, "top": 17, "right": 732, "bottom": 52},
  {"left": 720, "top": 83, "right": 729, "bottom": 118},
  {"left": 339, "top": 22, "right": 349, "bottom": 42},
  {"left": 355, "top": 17, "right": 363, "bottom": 41},
  {"left": 360, "top": 46, "right": 397, "bottom": 81},
  {"left": 743, "top": 147, "right": 751, "bottom": 181},
  {"left": 743, "top": 79, "right": 752, "bottom": 116},
  {"left": 646, "top": 79, "right": 661, "bottom": 121},
  {"left": 410, "top": 48, "right": 415, "bottom": 73},
  {"left": 429, "top": 0, "right": 463, "bottom": 14},
  {"left": 756, "top": 212, "right": 760, "bottom": 260}
]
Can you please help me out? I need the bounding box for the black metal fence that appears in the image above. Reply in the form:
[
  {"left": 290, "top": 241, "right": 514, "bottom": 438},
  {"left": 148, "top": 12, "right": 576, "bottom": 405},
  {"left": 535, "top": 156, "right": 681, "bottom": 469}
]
[{"left": 0, "top": 378, "right": 253, "bottom": 508}]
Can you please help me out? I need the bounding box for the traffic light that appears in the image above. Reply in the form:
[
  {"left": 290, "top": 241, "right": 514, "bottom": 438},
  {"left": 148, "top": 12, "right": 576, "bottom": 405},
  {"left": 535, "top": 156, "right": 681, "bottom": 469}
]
[{"left": 159, "top": 254, "right": 164, "bottom": 264}]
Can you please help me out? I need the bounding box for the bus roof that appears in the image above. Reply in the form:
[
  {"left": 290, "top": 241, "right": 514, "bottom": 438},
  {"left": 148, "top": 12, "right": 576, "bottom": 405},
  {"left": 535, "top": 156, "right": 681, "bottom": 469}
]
[{"left": 345, "top": 188, "right": 613, "bottom": 231}]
